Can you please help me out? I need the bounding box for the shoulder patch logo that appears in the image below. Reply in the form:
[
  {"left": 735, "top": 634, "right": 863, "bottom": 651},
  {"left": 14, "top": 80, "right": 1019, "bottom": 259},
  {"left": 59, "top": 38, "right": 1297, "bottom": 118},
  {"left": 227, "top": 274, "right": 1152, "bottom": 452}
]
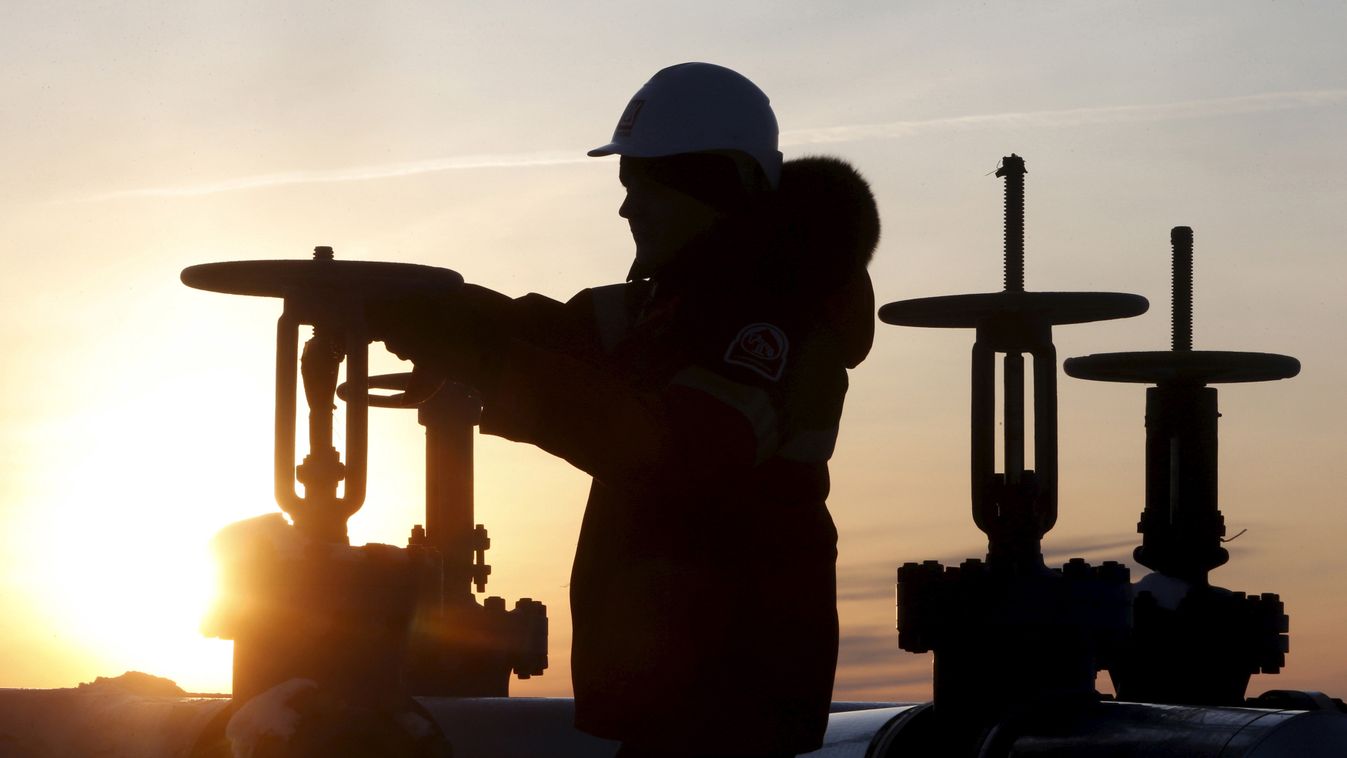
[
  {"left": 724, "top": 323, "right": 789, "bottom": 381},
  {"left": 615, "top": 99, "right": 645, "bottom": 137}
]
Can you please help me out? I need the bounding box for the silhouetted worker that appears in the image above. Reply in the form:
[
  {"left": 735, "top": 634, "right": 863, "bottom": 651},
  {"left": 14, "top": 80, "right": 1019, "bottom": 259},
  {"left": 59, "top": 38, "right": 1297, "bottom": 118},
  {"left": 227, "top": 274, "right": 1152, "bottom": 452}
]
[{"left": 370, "top": 62, "right": 880, "bottom": 758}]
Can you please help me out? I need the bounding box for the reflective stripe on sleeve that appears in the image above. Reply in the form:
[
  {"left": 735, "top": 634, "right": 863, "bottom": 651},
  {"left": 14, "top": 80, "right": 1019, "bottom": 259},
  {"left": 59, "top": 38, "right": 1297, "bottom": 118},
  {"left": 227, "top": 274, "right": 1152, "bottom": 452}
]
[{"left": 670, "top": 366, "right": 779, "bottom": 463}]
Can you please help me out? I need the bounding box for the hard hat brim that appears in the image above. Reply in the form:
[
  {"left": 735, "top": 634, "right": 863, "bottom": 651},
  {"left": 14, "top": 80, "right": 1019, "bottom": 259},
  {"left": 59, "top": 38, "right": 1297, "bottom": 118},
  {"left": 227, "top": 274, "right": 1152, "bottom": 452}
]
[
  {"left": 587, "top": 142, "right": 670, "bottom": 158},
  {"left": 587, "top": 142, "right": 735, "bottom": 160}
]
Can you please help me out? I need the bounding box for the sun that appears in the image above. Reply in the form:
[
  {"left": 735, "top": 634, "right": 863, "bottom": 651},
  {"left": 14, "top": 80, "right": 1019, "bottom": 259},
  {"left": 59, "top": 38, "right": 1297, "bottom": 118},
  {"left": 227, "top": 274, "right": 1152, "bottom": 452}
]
[
  {"left": 36, "top": 506, "right": 235, "bottom": 693},
  {"left": 14, "top": 391, "right": 278, "bottom": 694}
]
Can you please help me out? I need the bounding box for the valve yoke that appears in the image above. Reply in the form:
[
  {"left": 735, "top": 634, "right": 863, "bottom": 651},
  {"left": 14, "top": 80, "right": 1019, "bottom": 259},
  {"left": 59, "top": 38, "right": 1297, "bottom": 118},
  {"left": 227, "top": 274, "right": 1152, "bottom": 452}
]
[{"left": 182, "top": 254, "right": 463, "bottom": 541}]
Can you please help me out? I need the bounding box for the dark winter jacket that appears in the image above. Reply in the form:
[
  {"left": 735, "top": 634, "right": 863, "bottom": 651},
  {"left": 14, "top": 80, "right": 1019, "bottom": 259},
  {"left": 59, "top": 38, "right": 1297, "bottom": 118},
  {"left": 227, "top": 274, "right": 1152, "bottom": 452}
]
[{"left": 474, "top": 156, "right": 880, "bottom": 755}]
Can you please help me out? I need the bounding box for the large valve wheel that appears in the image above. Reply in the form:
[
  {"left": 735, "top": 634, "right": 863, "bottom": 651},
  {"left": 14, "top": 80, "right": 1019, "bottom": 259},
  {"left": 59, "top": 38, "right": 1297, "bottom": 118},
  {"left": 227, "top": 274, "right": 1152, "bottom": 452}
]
[{"left": 181, "top": 258, "right": 463, "bottom": 301}]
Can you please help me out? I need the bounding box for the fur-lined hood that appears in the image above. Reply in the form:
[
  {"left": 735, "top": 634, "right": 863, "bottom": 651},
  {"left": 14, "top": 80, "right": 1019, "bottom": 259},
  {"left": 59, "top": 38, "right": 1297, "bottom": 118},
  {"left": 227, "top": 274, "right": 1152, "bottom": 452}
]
[
  {"left": 774, "top": 156, "right": 879, "bottom": 369},
  {"left": 648, "top": 154, "right": 880, "bottom": 369},
  {"left": 775, "top": 156, "right": 880, "bottom": 290}
]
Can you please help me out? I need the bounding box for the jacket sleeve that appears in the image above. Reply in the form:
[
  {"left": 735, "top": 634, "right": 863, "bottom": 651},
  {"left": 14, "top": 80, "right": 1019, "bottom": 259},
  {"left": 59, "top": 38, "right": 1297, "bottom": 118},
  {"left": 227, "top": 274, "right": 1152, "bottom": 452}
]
[
  {"left": 464, "top": 285, "right": 600, "bottom": 357},
  {"left": 476, "top": 318, "right": 835, "bottom": 499}
]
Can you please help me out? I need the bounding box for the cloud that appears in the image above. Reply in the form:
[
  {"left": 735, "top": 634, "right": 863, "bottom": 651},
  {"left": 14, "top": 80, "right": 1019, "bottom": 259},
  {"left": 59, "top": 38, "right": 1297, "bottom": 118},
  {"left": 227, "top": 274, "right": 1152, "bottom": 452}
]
[
  {"left": 838, "top": 668, "right": 928, "bottom": 693},
  {"left": 1042, "top": 536, "right": 1137, "bottom": 566},
  {"left": 836, "top": 530, "right": 1169, "bottom": 603},
  {"left": 82, "top": 89, "right": 1347, "bottom": 201},
  {"left": 87, "top": 150, "right": 594, "bottom": 201},
  {"left": 839, "top": 630, "right": 905, "bottom": 666},
  {"left": 837, "top": 562, "right": 898, "bottom": 603},
  {"left": 780, "top": 89, "right": 1347, "bottom": 147},
  {"left": 836, "top": 630, "right": 931, "bottom": 694}
]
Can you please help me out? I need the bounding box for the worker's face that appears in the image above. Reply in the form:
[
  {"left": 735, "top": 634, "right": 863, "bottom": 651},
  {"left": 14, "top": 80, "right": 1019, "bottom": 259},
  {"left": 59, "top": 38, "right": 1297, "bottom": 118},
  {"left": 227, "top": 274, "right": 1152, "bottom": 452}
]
[{"left": 619, "top": 159, "right": 725, "bottom": 271}]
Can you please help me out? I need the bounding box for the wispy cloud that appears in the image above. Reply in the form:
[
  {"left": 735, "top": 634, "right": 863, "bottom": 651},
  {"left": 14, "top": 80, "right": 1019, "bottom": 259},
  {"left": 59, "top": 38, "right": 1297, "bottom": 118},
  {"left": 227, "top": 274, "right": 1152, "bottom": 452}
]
[
  {"left": 839, "top": 630, "right": 907, "bottom": 667},
  {"left": 85, "top": 89, "right": 1347, "bottom": 201},
  {"left": 1042, "top": 536, "right": 1138, "bottom": 566},
  {"left": 835, "top": 629, "right": 931, "bottom": 697},
  {"left": 88, "top": 150, "right": 592, "bottom": 201},
  {"left": 837, "top": 531, "right": 1149, "bottom": 603},
  {"left": 780, "top": 88, "right": 1347, "bottom": 146}
]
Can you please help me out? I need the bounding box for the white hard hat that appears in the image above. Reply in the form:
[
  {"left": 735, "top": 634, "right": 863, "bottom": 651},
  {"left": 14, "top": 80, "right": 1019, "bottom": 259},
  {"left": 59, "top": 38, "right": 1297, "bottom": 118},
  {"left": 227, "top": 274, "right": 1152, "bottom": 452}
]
[{"left": 588, "top": 62, "right": 783, "bottom": 189}]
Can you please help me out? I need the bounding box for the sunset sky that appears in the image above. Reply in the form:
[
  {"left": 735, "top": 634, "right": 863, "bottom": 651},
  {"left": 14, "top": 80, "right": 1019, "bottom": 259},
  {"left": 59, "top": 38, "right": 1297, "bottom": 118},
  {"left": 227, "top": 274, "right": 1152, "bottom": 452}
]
[{"left": 3, "top": 2, "right": 1346, "bottom": 702}]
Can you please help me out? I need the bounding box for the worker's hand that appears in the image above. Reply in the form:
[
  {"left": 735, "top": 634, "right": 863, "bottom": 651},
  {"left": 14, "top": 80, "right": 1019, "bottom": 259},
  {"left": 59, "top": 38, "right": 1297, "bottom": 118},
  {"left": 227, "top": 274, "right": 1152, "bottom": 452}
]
[
  {"left": 364, "top": 293, "right": 451, "bottom": 362},
  {"left": 364, "top": 285, "right": 510, "bottom": 390}
]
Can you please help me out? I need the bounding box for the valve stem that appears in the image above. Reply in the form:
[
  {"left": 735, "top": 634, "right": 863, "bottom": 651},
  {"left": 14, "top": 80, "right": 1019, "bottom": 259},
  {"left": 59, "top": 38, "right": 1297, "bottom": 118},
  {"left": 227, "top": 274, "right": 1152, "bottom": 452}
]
[
  {"left": 1171, "top": 227, "right": 1194, "bottom": 352},
  {"left": 995, "top": 155, "right": 1027, "bottom": 292}
]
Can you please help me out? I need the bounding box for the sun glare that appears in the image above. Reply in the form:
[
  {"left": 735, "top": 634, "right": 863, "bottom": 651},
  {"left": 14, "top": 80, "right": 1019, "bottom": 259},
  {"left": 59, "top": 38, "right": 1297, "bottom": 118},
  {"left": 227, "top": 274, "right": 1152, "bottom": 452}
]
[
  {"left": 36, "top": 505, "right": 234, "bottom": 693},
  {"left": 15, "top": 386, "right": 278, "bottom": 694}
]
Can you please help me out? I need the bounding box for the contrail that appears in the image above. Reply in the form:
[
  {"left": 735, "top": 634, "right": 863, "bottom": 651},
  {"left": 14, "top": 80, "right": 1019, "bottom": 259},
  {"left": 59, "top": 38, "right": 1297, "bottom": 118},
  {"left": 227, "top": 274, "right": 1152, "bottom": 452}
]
[
  {"left": 91, "top": 150, "right": 592, "bottom": 200},
  {"left": 90, "top": 89, "right": 1347, "bottom": 200},
  {"left": 780, "top": 88, "right": 1347, "bottom": 146}
]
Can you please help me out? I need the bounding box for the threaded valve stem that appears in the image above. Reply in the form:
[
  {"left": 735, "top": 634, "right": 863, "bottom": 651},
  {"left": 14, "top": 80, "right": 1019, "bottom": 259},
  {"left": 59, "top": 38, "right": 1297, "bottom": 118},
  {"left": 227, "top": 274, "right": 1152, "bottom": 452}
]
[
  {"left": 1171, "top": 227, "right": 1194, "bottom": 351},
  {"left": 996, "top": 155, "right": 1027, "bottom": 292}
]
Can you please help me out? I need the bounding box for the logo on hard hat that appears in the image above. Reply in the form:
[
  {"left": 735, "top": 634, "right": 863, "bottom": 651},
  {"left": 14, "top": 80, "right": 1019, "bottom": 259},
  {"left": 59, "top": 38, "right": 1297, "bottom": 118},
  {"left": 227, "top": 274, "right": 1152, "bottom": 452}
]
[
  {"left": 615, "top": 99, "right": 646, "bottom": 137},
  {"left": 724, "top": 323, "right": 788, "bottom": 381}
]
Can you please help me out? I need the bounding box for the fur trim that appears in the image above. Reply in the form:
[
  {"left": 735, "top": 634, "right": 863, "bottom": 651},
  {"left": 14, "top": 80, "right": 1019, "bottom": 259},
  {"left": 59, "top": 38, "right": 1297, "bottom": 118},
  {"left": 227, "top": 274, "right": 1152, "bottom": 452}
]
[
  {"left": 776, "top": 156, "right": 881, "bottom": 289},
  {"left": 772, "top": 156, "right": 879, "bottom": 367}
]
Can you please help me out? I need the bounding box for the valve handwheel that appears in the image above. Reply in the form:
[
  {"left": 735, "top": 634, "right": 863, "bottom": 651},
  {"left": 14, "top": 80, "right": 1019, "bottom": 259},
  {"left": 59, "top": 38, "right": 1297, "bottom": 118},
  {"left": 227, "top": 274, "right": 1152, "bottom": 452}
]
[
  {"left": 879, "top": 291, "right": 1147, "bottom": 329},
  {"left": 181, "top": 258, "right": 463, "bottom": 300}
]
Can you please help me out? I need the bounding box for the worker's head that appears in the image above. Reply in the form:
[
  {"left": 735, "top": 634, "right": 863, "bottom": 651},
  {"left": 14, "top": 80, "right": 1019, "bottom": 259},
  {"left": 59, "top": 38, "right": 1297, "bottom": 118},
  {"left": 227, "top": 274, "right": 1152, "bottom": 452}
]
[
  {"left": 615, "top": 153, "right": 747, "bottom": 272},
  {"left": 590, "top": 63, "right": 781, "bottom": 273}
]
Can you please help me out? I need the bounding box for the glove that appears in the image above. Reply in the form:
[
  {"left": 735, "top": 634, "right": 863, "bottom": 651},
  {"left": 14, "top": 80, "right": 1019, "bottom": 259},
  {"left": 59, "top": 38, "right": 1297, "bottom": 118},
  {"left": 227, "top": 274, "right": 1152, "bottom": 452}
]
[
  {"left": 365, "top": 293, "right": 450, "bottom": 360},
  {"left": 364, "top": 285, "right": 511, "bottom": 391}
]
